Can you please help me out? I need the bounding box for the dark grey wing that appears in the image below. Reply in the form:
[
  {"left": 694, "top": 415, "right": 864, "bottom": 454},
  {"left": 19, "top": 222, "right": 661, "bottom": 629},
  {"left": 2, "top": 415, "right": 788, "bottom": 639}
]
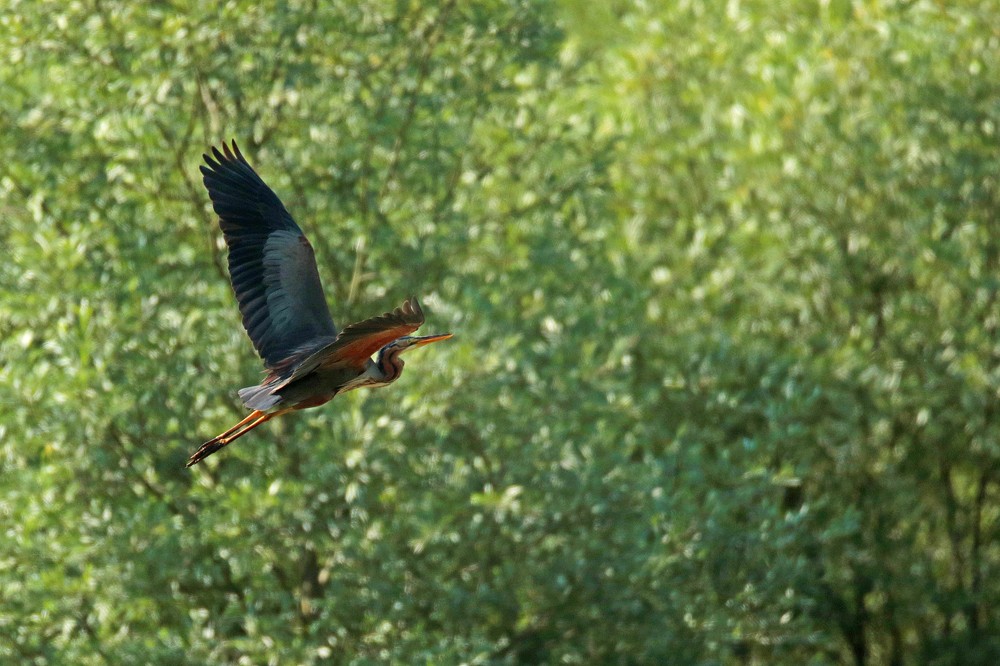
[{"left": 200, "top": 140, "right": 337, "bottom": 368}]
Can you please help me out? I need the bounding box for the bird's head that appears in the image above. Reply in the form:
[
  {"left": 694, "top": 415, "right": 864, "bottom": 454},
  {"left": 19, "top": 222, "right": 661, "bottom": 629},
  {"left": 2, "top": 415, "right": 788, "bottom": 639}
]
[
  {"left": 371, "top": 332, "right": 453, "bottom": 385},
  {"left": 387, "top": 332, "right": 454, "bottom": 356}
]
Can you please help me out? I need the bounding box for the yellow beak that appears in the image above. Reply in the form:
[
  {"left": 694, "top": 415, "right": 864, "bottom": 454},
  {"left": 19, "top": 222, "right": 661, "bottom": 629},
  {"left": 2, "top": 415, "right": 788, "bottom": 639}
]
[{"left": 412, "top": 333, "right": 453, "bottom": 347}]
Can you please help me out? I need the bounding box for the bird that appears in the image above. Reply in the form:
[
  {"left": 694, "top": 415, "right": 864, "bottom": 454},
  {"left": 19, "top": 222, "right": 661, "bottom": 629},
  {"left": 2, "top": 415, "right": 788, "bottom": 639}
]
[{"left": 186, "top": 140, "right": 452, "bottom": 467}]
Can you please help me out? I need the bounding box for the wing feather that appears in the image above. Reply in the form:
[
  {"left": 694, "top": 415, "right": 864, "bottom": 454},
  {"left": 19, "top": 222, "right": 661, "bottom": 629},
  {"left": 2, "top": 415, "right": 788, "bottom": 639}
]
[
  {"left": 324, "top": 297, "right": 425, "bottom": 366},
  {"left": 263, "top": 298, "right": 426, "bottom": 391},
  {"left": 201, "top": 140, "right": 337, "bottom": 368}
]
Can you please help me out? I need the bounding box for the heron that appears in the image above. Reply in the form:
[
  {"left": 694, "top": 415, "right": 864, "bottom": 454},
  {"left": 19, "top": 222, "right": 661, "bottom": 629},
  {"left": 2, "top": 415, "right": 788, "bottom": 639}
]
[{"left": 186, "top": 141, "right": 452, "bottom": 467}]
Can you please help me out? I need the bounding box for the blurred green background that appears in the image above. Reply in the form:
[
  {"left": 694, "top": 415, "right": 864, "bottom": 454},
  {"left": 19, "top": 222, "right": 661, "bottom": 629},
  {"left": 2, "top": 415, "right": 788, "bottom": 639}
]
[{"left": 2, "top": 1, "right": 999, "bottom": 663}]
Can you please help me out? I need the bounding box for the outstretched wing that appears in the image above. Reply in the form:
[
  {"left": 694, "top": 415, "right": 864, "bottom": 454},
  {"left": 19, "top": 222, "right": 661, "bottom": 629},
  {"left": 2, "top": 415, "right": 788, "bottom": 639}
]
[
  {"left": 201, "top": 140, "right": 337, "bottom": 368},
  {"left": 324, "top": 297, "right": 425, "bottom": 366},
  {"left": 265, "top": 298, "right": 426, "bottom": 388}
]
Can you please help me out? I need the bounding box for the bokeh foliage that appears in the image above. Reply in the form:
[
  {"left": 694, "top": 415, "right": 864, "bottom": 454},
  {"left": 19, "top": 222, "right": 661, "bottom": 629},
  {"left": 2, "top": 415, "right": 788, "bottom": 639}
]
[{"left": 2, "top": 0, "right": 999, "bottom": 663}]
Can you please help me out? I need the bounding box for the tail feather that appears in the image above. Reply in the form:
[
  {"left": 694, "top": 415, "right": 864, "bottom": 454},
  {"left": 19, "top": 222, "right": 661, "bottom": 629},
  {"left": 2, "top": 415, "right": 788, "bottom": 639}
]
[{"left": 238, "top": 384, "right": 282, "bottom": 411}]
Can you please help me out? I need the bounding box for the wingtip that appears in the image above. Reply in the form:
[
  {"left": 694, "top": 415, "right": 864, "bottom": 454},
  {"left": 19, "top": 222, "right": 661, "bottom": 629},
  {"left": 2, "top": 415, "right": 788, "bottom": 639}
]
[
  {"left": 397, "top": 296, "right": 424, "bottom": 323},
  {"left": 203, "top": 139, "right": 254, "bottom": 174}
]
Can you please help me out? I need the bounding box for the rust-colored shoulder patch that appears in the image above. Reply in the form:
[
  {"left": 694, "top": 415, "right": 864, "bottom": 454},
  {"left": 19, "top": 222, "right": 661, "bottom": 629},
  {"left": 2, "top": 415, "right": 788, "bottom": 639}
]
[{"left": 320, "top": 297, "right": 425, "bottom": 368}]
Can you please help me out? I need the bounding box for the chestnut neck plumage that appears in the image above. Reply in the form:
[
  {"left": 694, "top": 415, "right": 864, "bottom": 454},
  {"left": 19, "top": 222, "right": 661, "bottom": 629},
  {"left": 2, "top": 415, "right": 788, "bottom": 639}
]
[
  {"left": 338, "top": 333, "right": 451, "bottom": 394},
  {"left": 371, "top": 342, "right": 406, "bottom": 386}
]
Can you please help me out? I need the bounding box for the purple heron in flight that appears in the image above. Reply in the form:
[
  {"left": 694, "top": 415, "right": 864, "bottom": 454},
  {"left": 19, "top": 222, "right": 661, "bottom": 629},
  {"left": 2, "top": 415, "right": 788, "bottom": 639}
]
[{"left": 186, "top": 141, "right": 452, "bottom": 467}]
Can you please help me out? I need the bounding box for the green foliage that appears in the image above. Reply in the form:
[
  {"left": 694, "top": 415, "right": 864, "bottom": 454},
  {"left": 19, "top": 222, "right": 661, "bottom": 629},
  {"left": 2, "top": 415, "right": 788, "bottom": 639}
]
[{"left": 1, "top": 0, "right": 999, "bottom": 663}]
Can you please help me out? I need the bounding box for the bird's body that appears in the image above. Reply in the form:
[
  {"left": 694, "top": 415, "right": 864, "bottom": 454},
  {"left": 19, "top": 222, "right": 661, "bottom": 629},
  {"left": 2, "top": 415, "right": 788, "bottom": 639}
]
[{"left": 186, "top": 141, "right": 451, "bottom": 467}]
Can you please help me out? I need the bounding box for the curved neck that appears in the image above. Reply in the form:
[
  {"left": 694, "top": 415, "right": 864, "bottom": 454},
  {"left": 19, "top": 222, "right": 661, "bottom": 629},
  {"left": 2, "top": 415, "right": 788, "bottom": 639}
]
[{"left": 373, "top": 345, "right": 404, "bottom": 385}]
